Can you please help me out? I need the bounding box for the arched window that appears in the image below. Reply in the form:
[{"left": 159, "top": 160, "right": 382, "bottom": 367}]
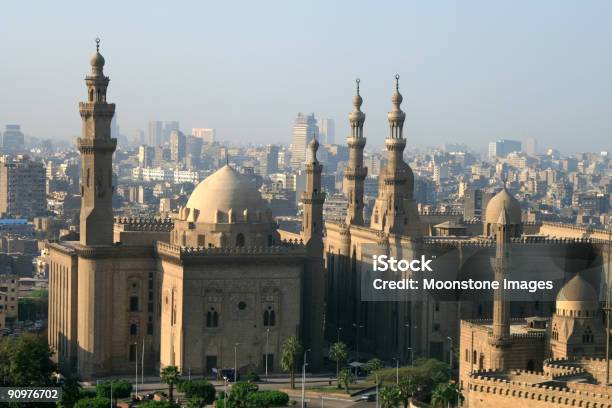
[
  {"left": 264, "top": 307, "right": 276, "bottom": 327},
  {"left": 130, "top": 324, "right": 138, "bottom": 336},
  {"left": 552, "top": 324, "right": 559, "bottom": 341},
  {"left": 582, "top": 327, "right": 594, "bottom": 343},
  {"left": 472, "top": 350, "right": 477, "bottom": 364},
  {"left": 479, "top": 354, "right": 485, "bottom": 370},
  {"left": 89, "top": 89, "right": 94, "bottom": 102},
  {"left": 236, "top": 233, "right": 245, "bottom": 247},
  {"left": 206, "top": 307, "right": 219, "bottom": 328}
]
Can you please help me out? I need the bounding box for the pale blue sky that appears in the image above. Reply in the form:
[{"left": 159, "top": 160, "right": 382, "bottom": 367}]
[{"left": 1, "top": 1, "right": 610, "bottom": 153}]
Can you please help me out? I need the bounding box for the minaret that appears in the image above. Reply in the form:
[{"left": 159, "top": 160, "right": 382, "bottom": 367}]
[
  {"left": 301, "top": 137, "right": 326, "bottom": 369},
  {"left": 489, "top": 204, "right": 512, "bottom": 370},
  {"left": 370, "top": 75, "right": 420, "bottom": 236},
  {"left": 302, "top": 138, "right": 325, "bottom": 252},
  {"left": 78, "top": 38, "right": 117, "bottom": 246},
  {"left": 344, "top": 79, "right": 367, "bottom": 225}
]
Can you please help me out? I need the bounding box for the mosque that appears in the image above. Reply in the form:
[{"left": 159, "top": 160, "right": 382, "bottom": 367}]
[{"left": 47, "top": 42, "right": 612, "bottom": 406}]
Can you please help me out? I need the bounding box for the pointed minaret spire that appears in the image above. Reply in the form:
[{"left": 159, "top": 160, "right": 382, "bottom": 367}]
[
  {"left": 78, "top": 41, "right": 116, "bottom": 245},
  {"left": 344, "top": 78, "right": 367, "bottom": 225}
]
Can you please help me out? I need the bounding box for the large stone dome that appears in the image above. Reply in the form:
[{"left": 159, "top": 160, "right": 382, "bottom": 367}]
[
  {"left": 185, "top": 164, "right": 268, "bottom": 224},
  {"left": 556, "top": 274, "right": 599, "bottom": 316},
  {"left": 485, "top": 188, "right": 521, "bottom": 225}
]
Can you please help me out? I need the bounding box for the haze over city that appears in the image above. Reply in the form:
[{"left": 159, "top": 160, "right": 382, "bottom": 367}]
[{"left": 1, "top": 0, "right": 611, "bottom": 153}]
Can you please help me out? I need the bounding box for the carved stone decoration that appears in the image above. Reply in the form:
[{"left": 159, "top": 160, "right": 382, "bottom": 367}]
[{"left": 229, "top": 293, "right": 255, "bottom": 320}]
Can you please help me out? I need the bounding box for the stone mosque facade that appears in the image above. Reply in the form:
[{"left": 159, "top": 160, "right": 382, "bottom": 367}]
[{"left": 48, "top": 44, "right": 612, "bottom": 406}]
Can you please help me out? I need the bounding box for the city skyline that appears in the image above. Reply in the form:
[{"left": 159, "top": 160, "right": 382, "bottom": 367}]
[{"left": 0, "top": 1, "right": 611, "bottom": 154}]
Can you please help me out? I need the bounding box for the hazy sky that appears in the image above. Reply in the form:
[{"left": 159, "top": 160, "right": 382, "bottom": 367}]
[{"left": 1, "top": 1, "right": 611, "bottom": 154}]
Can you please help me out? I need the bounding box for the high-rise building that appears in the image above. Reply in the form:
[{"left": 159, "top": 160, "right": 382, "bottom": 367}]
[
  {"left": 525, "top": 137, "right": 537, "bottom": 156},
  {"left": 259, "top": 145, "right": 279, "bottom": 176},
  {"left": 319, "top": 118, "right": 335, "bottom": 145},
  {"left": 148, "top": 121, "right": 163, "bottom": 147},
  {"left": 488, "top": 139, "right": 521, "bottom": 158},
  {"left": 2, "top": 125, "right": 25, "bottom": 152},
  {"left": 138, "top": 145, "right": 155, "bottom": 167},
  {"left": 0, "top": 155, "right": 46, "bottom": 219},
  {"left": 170, "top": 130, "right": 186, "bottom": 162},
  {"left": 163, "top": 121, "right": 180, "bottom": 145},
  {"left": 290, "top": 113, "right": 318, "bottom": 169},
  {"left": 192, "top": 128, "right": 215, "bottom": 144}
]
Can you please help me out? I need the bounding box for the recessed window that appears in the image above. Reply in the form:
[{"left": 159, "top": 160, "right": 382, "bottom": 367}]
[
  {"left": 130, "top": 296, "right": 139, "bottom": 312},
  {"left": 238, "top": 301, "right": 247, "bottom": 310}
]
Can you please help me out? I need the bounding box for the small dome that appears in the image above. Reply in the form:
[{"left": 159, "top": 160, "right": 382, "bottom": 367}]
[
  {"left": 391, "top": 90, "right": 403, "bottom": 106},
  {"left": 90, "top": 51, "right": 105, "bottom": 67},
  {"left": 485, "top": 188, "right": 521, "bottom": 225},
  {"left": 352, "top": 94, "right": 363, "bottom": 109},
  {"left": 556, "top": 274, "right": 599, "bottom": 314},
  {"left": 185, "top": 165, "right": 268, "bottom": 224}
]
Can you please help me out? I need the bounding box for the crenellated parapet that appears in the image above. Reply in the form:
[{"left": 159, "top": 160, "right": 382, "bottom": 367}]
[
  {"left": 156, "top": 239, "right": 306, "bottom": 260},
  {"left": 114, "top": 217, "right": 174, "bottom": 232},
  {"left": 468, "top": 370, "right": 612, "bottom": 406}
]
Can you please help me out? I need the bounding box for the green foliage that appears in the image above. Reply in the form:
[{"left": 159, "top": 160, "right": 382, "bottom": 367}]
[
  {"left": 370, "top": 358, "right": 449, "bottom": 402},
  {"left": 248, "top": 390, "right": 290, "bottom": 407},
  {"left": 0, "top": 333, "right": 56, "bottom": 386},
  {"left": 280, "top": 336, "right": 302, "bottom": 389},
  {"left": 429, "top": 381, "right": 463, "bottom": 407},
  {"left": 177, "top": 379, "right": 216, "bottom": 403},
  {"left": 337, "top": 368, "right": 353, "bottom": 394},
  {"left": 397, "top": 377, "right": 418, "bottom": 408},
  {"left": 329, "top": 341, "right": 348, "bottom": 387},
  {"left": 160, "top": 365, "right": 181, "bottom": 401},
  {"left": 73, "top": 396, "right": 111, "bottom": 408},
  {"left": 95, "top": 378, "right": 133, "bottom": 398},
  {"left": 379, "top": 386, "right": 401, "bottom": 408},
  {"left": 138, "top": 402, "right": 180, "bottom": 408},
  {"left": 228, "top": 381, "right": 259, "bottom": 408},
  {"left": 58, "top": 376, "right": 82, "bottom": 408},
  {"left": 247, "top": 371, "right": 260, "bottom": 382},
  {"left": 186, "top": 398, "right": 208, "bottom": 408},
  {"left": 364, "top": 358, "right": 384, "bottom": 373}
]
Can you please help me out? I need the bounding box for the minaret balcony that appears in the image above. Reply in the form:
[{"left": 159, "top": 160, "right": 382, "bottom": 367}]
[
  {"left": 344, "top": 167, "right": 368, "bottom": 180},
  {"left": 77, "top": 137, "right": 117, "bottom": 153},
  {"left": 347, "top": 138, "right": 366, "bottom": 148}
]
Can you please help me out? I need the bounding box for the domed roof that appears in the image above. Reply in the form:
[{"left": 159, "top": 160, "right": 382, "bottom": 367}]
[
  {"left": 185, "top": 165, "right": 268, "bottom": 224},
  {"left": 485, "top": 188, "right": 521, "bottom": 225},
  {"left": 90, "top": 51, "right": 105, "bottom": 67},
  {"left": 556, "top": 274, "right": 599, "bottom": 313}
]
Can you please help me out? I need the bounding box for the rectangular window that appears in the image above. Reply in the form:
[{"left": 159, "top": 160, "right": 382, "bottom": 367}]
[
  {"left": 147, "top": 323, "right": 154, "bottom": 335},
  {"left": 129, "top": 296, "right": 139, "bottom": 312},
  {"left": 148, "top": 302, "right": 153, "bottom": 313}
]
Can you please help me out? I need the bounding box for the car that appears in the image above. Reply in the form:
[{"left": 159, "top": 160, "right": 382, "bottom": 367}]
[
  {"left": 221, "top": 369, "right": 240, "bottom": 382},
  {"left": 359, "top": 393, "right": 376, "bottom": 402}
]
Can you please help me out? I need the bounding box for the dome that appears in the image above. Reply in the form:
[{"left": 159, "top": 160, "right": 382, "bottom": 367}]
[
  {"left": 90, "top": 51, "right": 105, "bottom": 67},
  {"left": 485, "top": 188, "right": 521, "bottom": 225},
  {"left": 391, "top": 90, "right": 403, "bottom": 106},
  {"left": 185, "top": 165, "right": 268, "bottom": 224},
  {"left": 556, "top": 274, "right": 599, "bottom": 314}
]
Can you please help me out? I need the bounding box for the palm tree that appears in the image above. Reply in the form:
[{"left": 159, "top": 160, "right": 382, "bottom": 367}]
[
  {"left": 379, "top": 386, "right": 401, "bottom": 408},
  {"left": 160, "top": 365, "right": 181, "bottom": 402},
  {"left": 280, "top": 336, "right": 302, "bottom": 389},
  {"left": 337, "top": 368, "right": 353, "bottom": 394},
  {"left": 364, "top": 358, "right": 383, "bottom": 374},
  {"left": 397, "top": 376, "right": 418, "bottom": 408},
  {"left": 328, "top": 341, "right": 348, "bottom": 387},
  {"left": 430, "top": 382, "right": 463, "bottom": 407}
]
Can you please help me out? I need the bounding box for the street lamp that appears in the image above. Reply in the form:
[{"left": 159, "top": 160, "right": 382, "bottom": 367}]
[
  {"left": 234, "top": 343, "right": 240, "bottom": 382},
  {"left": 337, "top": 326, "right": 342, "bottom": 343},
  {"left": 301, "top": 349, "right": 311, "bottom": 408},
  {"left": 134, "top": 341, "right": 138, "bottom": 399},
  {"left": 447, "top": 337, "right": 453, "bottom": 372},
  {"left": 265, "top": 328, "right": 270, "bottom": 380},
  {"left": 352, "top": 323, "right": 364, "bottom": 362},
  {"left": 407, "top": 347, "right": 413, "bottom": 367},
  {"left": 374, "top": 372, "right": 379, "bottom": 408},
  {"left": 392, "top": 357, "right": 399, "bottom": 384}
]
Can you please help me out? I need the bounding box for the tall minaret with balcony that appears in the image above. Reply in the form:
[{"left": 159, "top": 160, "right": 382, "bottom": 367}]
[
  {"left": 302, "top": 138, "right": 325, "bottom": 253},
  {"left": 370, "top": 75, "right": 420, "bottom": 236},
  {"left": 344, "top": 79, "right": 368, "bottom": 225},
  {"left": 78, "top": 38, "right": 117, "bottom": 246},
  {"left": 489, "top": 204, "right": 512, "bottom": 370}
]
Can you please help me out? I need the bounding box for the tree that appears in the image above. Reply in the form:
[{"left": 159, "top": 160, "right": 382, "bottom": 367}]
[
  {"left": 96, "top": 379, "right": 133, "bottom": 398},
  {"left": 228, "top": 381, "right": 259, "bottom": 408},
  {"left": 429, "top": 382, "right": 463, "bottom": 408},
  {"left": 177, "top": 379, "right": 216, "bottom": 404},
  {"left": 328, "top": 341, "right": 348, "bottom": 387},
  {"left": 138, "top": 402, "right": 180, "bottom": 408},
  {"left": 59, "top": 376, "right": 82, "bottom": 408},
  {"left": 160, "top": 365, "right": 181, "bottom": 402},
  {"left": 397, "top": 376, "right": 418, "bottom": 408},
  {"left": 74, "top": 396, "right": 111, "bottom": 408},
  {"left": 364, "top": 358, "right": 384, "bottom": 373},
  {"left": 337, "top": 368, "right": 353, "bottom": 394},
  {"left": 0, "top": 334, "right": 56, "bottom": 386},
  {"left": 280, "top": 336, "right": 302, "bottom": 389},
  {"left": 379, "top": 386, "right": 401, "bottom": 408}
]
